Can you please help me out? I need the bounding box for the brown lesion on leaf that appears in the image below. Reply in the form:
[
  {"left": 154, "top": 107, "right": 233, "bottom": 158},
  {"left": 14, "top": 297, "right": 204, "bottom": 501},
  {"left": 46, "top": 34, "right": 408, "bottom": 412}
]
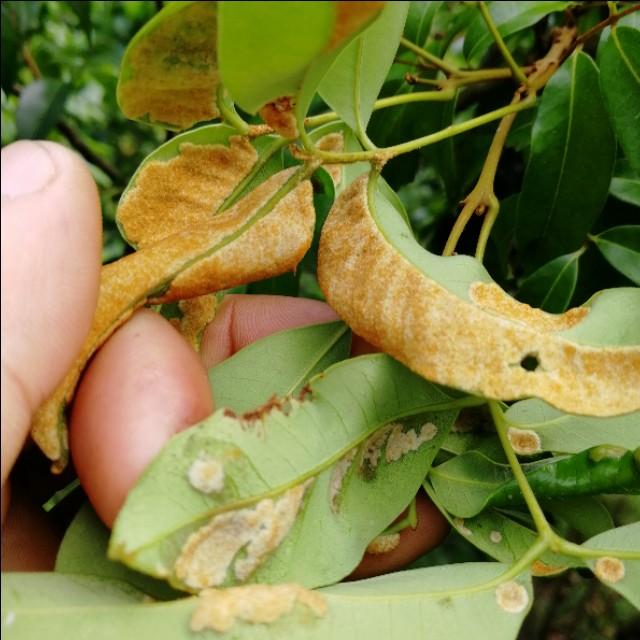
[
  {"left": 507, "top": 427, "right": 542, "bottom": 456},
  {"left": 359, "top": 423, "right": 395, "bottom": 479},
  {"left": 191, "top": 583, "right": 327, "bottom": 633},
  {"left": 118, "top": 137, "right": 258, "bottom": 248},
  {"left": 175, "top": 481, "right": 312, "bottom": 590},
  {"left": 259, "top": 97, "right": 299, "bottom": 139},
  {"left": 328, "top": 1, "right": 385, "bottom": 50},
  {"left": 316, "top": 133, "right": 345, "bottom": 187},
  {"left": 385, "top": 422, "right": 438, "bottom": 462},
  {"left": 317, "top": 174, "right": 640, "bottom": 417},
  {"left": 594, "top": 556, "right": 625, "bottom": 583},
  {"left": 118, "top": 2, "right": 220, "bottom": 130},
  {"left": 329, "top": 448, "right": 357, "bottom": 513},
  {"left": 366, "top": 533, "right": 401, "bottom": 555},
  {"left": 495, "top": 581, "right": 529, "bottom": 613},
  {"left": 531, "top": 560, "right": 566, "bottom": 577},
  {"left": 169, "top": 293, "right": 218, "bottom": 351}
]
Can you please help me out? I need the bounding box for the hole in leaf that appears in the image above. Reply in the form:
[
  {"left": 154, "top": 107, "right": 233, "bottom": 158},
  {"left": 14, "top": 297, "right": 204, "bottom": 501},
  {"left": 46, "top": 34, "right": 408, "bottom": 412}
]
[{"left": 520, "top": 354, "right": 540, "bottom": 372}]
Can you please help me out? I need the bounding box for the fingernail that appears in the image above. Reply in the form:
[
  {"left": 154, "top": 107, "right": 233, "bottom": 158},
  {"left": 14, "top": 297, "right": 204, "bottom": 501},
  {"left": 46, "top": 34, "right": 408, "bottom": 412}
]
[{"left": 1, "top": 141, "right": 57, "bottom": 200}]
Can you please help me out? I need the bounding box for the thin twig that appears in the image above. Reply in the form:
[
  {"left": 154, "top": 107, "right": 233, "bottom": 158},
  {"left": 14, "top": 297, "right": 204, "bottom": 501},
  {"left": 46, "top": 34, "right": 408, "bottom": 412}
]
[{"left": 576, "top": 2, "right": 640, "bottom": 44}]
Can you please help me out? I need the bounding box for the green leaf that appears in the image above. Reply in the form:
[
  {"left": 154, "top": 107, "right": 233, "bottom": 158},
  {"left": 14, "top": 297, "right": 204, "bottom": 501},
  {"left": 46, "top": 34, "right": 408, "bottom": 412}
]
[
  {"left": 516, "top": 249, "right": 583, "bottom": 313},
  {"left": 430, "top": 447, "right": 640, "bottom": 518},
  {"left": 66, "top": 1, "right": 92, "bottom": 44},
  {"left": 16, "top": 79, "right": 71, "bottom": 139},
  {"left": 404, "top": 1, "right": 443, "bottom": 46},
  {"left": 318, "top": 2, "right": 409, "bottom": 134},
  {"left": 516, "top": 51, "right": 616, "bottom": 267},
  {"left": 584, "top": 523, "right": 640, "bottom": 608},
  {"left": 505, "top": 399, "right": 640, "bottom": 454},
  {"left": 209, "top": 321, "right": 351, "bottom": 413},
  {"left": 463, "top": 1, "right": 571, "bottom": 66},
  {"left": 544, "top": 497, "right": 614, "bottom": 540},
  {"left": 610, "top": 167, "right": 640, "bottom": 207},
  {"left": 55, "top": 502, "right": 182, "bottom": 600},
  {"left": 1, "top": 566, "right": 532, "bottom": 639},
  {"left": 1, "top": 3, "right": 22, "bottom": 93},
  {"left": 110, "top": 354, "right": 460, "bottom": 591},
  {"left": 599, "top": 26, "right": 640, "bottom": 174},
  {"left": 117, "top": 2, "right": 219, "bottom": 130},
  {"left": 591, "top": 225, "right": 640, "bottom": 285}
]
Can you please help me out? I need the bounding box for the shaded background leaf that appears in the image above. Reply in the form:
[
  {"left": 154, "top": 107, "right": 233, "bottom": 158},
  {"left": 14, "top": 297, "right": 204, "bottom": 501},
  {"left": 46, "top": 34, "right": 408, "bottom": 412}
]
[
  {"left": 16, "top": 78, "right": 71, "bottom": 139},
  {"left": 591, "top": 225, "right": 640, "bottom": 285}
]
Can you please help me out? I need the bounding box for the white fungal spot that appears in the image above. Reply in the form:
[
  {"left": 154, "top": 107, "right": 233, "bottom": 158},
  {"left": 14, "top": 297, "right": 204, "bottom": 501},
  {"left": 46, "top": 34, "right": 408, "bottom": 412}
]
[
  {"left": 453, "top": 517, "right": 472, "bottom": 536},
  {"left": 175, "top": 481, "right": 311, "bottom": 589},
  {"left": 507, "top": 428, "right": 542, "bottom": 455},
  {"left": 366, "top": 533, "right": 401, "bottom": 555},
  {"left": 489, "top": 530, "right": 502, "bottom": 544},
  {"left": 329, "top": 448, "right": 356, "bottom": 512},
  {"left": 495, "top": 581, "right": 529, "bottom": 613},
  {"left": 3, "top": 612, "right": 15, "bottom": 627},
  {"left": 594, "top": 557, "right": 625, "bottom": 583},
  {"left": 187, "top": 457, "right": 225, "bottom": 494},
  {"left": 385, "top": 422, "right": 438, "bottom": 463},
  {"left": 362, "top": 424, "right": 395, "bottom": 471},
  {"left": 191, "top": 583, "right": 327, "bottom": 633}
]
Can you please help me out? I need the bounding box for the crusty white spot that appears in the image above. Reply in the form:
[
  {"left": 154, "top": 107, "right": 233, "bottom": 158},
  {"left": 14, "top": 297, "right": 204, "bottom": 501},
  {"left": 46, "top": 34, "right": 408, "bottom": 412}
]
[
  {"left": 366, "top": 533, "right": 401, "bottom": 555},
  {"left": 594, "top": 556, "right": 625, "bottom": 583},
  {"left": 385, "top": 422, "right": 438, "bottom": 463},
  {"left": 175, "top": 482, "right": 311, "bottom": 589},
  {"left": 490, "top": 530, "right": 503, "bottom": 544},
  {"left": 188, "top": 457, "right": 225, "bottom": 494},
  {"left": 453, "top": 517, "right": 473, "bottom": 536},
  {"left": 507, "top": 428, "right": 542, "bottom": 455},
  {"left": 191, "top": 583, "right": 327, "bottom": 633},
  {"left": 329, "top": 448, "right": 356, "bottom": 512},
  {"left": 495, "top": 581, "right": 529, "bottom": 613},
  {"left": 361, "top": 424, "right": 395, "bottom": 472}
]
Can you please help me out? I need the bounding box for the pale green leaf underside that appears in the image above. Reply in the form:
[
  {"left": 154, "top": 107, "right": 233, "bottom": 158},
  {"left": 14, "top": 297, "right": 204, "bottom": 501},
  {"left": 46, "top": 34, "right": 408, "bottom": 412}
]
[
  {"left": 110, "top": 354, "right": 457, "bottom": 590},
  {"left": 505, "top": 399, "right": 640, "bottom": 454},
  {"left": 2, "top": 565, "right": 532, "bottom": 640}
]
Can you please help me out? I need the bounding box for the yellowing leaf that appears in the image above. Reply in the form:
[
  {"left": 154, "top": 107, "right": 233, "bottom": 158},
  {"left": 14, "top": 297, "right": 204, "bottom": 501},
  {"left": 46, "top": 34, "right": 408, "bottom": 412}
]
[{"left": 318, "top": 172, "right": 640, "bottom": 417}]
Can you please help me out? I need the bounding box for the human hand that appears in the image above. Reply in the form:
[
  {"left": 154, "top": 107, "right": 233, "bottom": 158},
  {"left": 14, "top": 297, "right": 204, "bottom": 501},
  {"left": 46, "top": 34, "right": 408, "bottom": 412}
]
[{"left": 1, "top": 140, "right": 447, "bottom": 576}]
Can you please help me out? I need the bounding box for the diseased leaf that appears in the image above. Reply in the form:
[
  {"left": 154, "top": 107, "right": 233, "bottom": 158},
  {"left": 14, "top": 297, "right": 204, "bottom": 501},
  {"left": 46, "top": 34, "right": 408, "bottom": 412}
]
[
  {"left": 584, "top": 523, "right": 640, "bottom": 608},
  {"left": 505, "top": 398, "right": 640, "bottom": 454},
  {"left": 599, "top": 26, "right": 640, "bottom": 174},
  {"left": 210, "top": 321, "right": 351, "bottom": 413},
  {"left": 463, "top": 1, "right": 571, "bottom": 66},
  {"left": 117, "top": 2, "right": 219, "bottom": 130},
  {"left": 591, "top": 225, "right": 640, "bottom": 285},
  {"left": 319, "top": 2, "right": 409, "bottom": 134},
  {"left": 318, "top": 172, "right": 640, "bottom": 418},
  {"left": 219, "top": 1, "right": 384, "bottom": 115},
  {"left": 16, "top": 79, "right": 71, "bottom": 139},
  {"left": 430, "top": 447, "right": 640, "bottom": 518},
  {"left": 31, "top": 125, "right": 316, "bottom": 470},
  {"left": 1, "top": 566, "right": 532, "bottom": 639},
  {"left": 55, "top": 503, "right": 181, "bottom": 601},
  {"left": 110, "top": 354, "right": 459, "bottom": 591},
  {"left": 517, "top": 249, "right": 583, "bottom": 313},
  {"left": 516, "top": 52, "right": 616, "bottom": 267}
]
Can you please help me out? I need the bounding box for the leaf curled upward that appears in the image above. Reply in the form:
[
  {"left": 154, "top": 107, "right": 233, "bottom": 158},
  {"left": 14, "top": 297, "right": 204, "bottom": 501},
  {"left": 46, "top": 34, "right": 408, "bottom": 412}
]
[
  {"left": 118, "top": 2, "right": 220, "bottom": 130},
  {"left": 318, "top": 173, "right": 640, "bottom": 417},
  {"left": 31, "top": 126, "right": 316, "bottom": 470}
]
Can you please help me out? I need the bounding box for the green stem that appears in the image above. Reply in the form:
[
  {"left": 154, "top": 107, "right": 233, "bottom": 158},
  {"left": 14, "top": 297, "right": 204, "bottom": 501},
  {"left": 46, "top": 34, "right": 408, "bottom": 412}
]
[
  {"left": 478, "top": 2, "right": 529, "bottom": 85},
  {"left": 300, "top": 95, "right": 535, "bottom": 164},
  {"left": 400, "top": 36, "right": 459, "bottom": 76},
  {"left": 474, "top": 194, "right": 500, "bottom": 261},
  {"left": 553, "top": 536, "right": 640, "bottom": 561},
  {"left": 216, "top": 85, "right": 250, "bottom": 135},
  {"left": 304, "top": 89, "right": 456, "bottom": 128},
  {"left": 382, "top": 495, "right": 419, "bottom": 535},
  {"left": 489, "top": 401, "right": 552, "bottom": 537}
]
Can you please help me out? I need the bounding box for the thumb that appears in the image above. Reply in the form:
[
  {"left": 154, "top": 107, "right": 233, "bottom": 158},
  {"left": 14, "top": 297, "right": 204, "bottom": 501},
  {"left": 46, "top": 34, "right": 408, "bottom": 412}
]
[{"left": 1, "top": 141, "right": 102, "bottom": 485}]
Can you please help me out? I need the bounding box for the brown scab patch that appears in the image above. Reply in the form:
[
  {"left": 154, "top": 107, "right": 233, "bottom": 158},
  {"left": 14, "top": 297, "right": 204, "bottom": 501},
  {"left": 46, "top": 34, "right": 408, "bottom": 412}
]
[
  {"left": 360, "top": 423, "right": 395, "bottom": 477},
  {"left": 366, "top": 533, "right": 401, "bottom": 555},
  {"left": 531, "top": 560, "right": 566, "bottom": 577},
  {"left": 507, "top": 428, "right": 542, "bottom": 456},
  {"left": 118, "top": 2, "right": 220, "bottom": 130},
  {"left": 32, "top": 166, "right": 315, "bottom": 467},
  {"left": 175, "top": 481, "right": 311, "bottom": 589},
  {"left": 191, "top": 583, "right": 327, "bottom": 633},
  {"left": 329, "top": 448, "right": 357, "bottom": 513},
  {"left": 385, "top": 422, "right": 438, "bottom": 462},
  {"left": 259, "top": 97, "right": 299, "bottom": 139},
  {"left": 316, "top": 133, "right": 345, "bottom": 187},
  {"left": 118, "top": 137, "right": 258, "bottom": 248},
  {"left": 170, "top": 293, "right": 218, "bottom": 351},
  {"left": 317, "top": 175, "right": 640, "bottom": 417},
  {"left": 328, "top": 1, "right": 385, "bottom": 50},
  {"left": 489, "top": 530, "right": 503, "bottom": 544},
  {"left": 495, "top": 581, "right": 529, "bottom": 613},
  {"left": 594, "top": 556, "right": 625, "bottom": 583}
]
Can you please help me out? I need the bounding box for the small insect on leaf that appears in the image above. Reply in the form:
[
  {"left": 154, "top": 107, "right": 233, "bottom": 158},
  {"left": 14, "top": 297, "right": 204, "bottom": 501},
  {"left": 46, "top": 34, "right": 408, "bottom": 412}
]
[{"left": 318, "top": 171, "right": 640, "bottom": 417}]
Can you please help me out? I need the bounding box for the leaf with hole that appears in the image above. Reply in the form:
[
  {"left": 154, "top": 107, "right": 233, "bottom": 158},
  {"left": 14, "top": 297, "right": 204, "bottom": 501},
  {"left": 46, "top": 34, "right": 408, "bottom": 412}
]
[
  {"left": 31, "top": 124, "right": 316, "bottom": 470},
  {"left": 517, "top": 249, "right": 583, "bottom": 313},
  {"left": 110, "top": 354, "right": 459, "bottom": 591},
  {"left": 318, "top": 171, "right": 640, "bottom": 417},
  {"left": 516, "top": 51, "right": 616, "bottom": 268},
  {"left": 1, "top": 566, "right": 532, "bottom": 640},
  {"left": 117, "top": 2, "right": 219, "bottom": 130},
  {"left": 591, "top": 225, "right": 640, "bottom": 286}
]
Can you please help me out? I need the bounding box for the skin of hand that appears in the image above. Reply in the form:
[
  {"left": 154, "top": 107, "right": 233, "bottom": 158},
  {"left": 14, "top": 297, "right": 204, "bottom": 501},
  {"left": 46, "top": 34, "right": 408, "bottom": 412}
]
[{"left": 0, "top": 140, "right": 448, "bottom": 576}]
